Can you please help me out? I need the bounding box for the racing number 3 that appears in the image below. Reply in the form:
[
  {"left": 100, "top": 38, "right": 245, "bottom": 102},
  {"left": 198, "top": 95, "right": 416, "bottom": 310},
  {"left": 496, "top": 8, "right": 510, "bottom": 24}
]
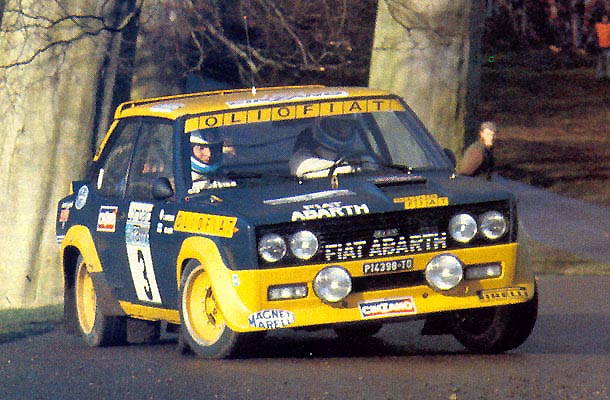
[{"left": 137, "top": 249, "right": 154, "bottom": 301}]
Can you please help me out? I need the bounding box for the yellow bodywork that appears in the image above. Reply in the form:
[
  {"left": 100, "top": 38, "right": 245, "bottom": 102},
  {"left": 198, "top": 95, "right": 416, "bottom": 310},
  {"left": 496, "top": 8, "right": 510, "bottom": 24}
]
[
  {"left": 61, "top": 220, "right": 534, "bottom": 332},
  {"left": 172, "top": 237, "right": 534, "bottom": 333},
  {"left": 61, "top": 214, "right": 534, "bottom": 332}
]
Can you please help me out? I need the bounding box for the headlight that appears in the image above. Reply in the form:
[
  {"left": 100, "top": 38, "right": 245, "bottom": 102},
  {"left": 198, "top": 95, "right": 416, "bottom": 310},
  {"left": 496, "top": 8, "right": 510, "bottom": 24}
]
[
  {"left": 425, "top": 254, "right": 463, "bottom": 291},
  {"left": 258, "top": 233, "right": 286, "bottom": 262},
  {"left": 479, "top": 211, "right": 507, "bottom": 240},
  {"left": 313, "top": 266, "right": 352, "bottom": 303},
  {"left": 449, "top": 213, "right": 477, "bottom": 243},
  {"left": 290, "top": 230, "right": 319, "bottom": 260},
  {"left": 268, "top": 284, "right": 308, "bottom": 301}
]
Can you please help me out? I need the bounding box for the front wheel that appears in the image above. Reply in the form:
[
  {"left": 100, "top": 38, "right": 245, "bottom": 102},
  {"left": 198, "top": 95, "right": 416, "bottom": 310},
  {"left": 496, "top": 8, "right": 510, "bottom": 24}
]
[
  {"left": 452, "top": 284, "right": 538, "bottom": 353},
  {"left": 74, "top": 256, "right": 126, "bottom": 346},
  {"left": 179, "top": 261, "right": 248, "bottom": 359}
]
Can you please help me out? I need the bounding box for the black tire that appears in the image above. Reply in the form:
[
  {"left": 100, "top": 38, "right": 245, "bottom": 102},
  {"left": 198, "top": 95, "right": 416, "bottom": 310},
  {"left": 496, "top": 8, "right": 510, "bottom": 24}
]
[
  {"left": 179, "top": 260, "right": 249, "bottom": 359},
  {"left": 334, "top": 322, "right": 383, "bottom": 339},
  {"left": 452, "top": 284, "right": 538, "bottom": 353},
  {"left": 74, "top": 256, "right": 126, "bottom": 346}
]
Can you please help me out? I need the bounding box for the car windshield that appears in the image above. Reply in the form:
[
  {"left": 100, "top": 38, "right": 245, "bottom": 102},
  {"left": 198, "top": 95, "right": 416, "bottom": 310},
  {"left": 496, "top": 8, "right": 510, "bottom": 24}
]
[{"left": 186, "top": 109, "right": 451, "bottom": 183}]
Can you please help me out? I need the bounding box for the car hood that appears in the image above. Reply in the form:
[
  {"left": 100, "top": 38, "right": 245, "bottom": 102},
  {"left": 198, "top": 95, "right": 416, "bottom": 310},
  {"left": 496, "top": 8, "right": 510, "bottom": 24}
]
[{"left": 186, "top": 172, "right": 515, "bottom": 226}]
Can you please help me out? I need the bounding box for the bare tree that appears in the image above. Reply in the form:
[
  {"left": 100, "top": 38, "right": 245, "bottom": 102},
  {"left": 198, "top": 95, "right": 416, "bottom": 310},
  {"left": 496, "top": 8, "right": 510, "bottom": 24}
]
[
  {"left": 0, "top": 0, "right": 139, "bottom": 309},
  {"left": 132, "top": 0, "right": 377, "bottom": 96},
  {"left": 0, "top": 0, "right": 482, "bottom": 308}
]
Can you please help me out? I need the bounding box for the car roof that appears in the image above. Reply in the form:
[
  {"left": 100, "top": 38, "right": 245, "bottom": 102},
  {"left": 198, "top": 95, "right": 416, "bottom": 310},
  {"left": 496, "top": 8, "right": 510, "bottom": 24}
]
[{"left": 114, "top": 85, "right": 393, "bottom": 120}]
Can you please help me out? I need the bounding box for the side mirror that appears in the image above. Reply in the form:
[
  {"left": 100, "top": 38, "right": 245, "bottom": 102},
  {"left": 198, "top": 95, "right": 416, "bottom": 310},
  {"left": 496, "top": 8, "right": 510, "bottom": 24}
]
[
  {"left": 152, "top": 177, "right": 174, "bottom": 200},
  {"left": 443, "top": 148, "right": 457, "bottom": 169}
]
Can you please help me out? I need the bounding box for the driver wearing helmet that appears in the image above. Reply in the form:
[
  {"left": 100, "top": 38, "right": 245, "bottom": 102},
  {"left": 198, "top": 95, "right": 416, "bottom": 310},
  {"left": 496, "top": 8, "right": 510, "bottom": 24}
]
[
  {"left": 289, "top": 115, "right": 366, "bottom": 178},
  {"left": 189, "top": 129, "right": 236, "bottom": 193}
]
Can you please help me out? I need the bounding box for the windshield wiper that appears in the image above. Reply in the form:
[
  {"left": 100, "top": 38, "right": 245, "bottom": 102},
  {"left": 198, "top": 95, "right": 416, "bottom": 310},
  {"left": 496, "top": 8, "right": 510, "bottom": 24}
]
[{"left": 378, "top": 163, "right": 414, "bottom": 174}]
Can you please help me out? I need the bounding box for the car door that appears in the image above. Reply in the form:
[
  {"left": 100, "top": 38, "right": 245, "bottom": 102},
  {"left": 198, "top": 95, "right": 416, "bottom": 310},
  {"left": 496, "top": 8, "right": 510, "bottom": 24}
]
[
  {"left": 122, "top": 119, "right": 177, "bottom": 307},
  {"left": 93, "top": 118, "right": 177, "bottom": 307}
]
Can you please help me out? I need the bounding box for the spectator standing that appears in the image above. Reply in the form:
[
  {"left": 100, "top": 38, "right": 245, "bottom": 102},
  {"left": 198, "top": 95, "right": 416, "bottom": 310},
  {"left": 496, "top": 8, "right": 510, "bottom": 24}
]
[
  {"left": 458, "top": 121, "right": 497, "bottom": 179},
  {"left": 595, "top": 15, "right": 610, "bottom": 80}
]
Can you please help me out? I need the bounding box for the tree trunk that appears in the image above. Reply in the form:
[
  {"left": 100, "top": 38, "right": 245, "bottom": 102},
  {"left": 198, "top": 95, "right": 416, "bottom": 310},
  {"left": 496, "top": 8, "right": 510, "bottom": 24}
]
[
  {"left": 130, "top": 0, "right": 182, "bottom": 99},
  {"left": 369, "top": 0, "right": 484, "bottom": 155},
  {"left": 92, "top": 0, "right": 140, "bottom": 149},
  {"left": 0, "top": 1, "right": 110, "bottom": 308},
  {"left": 0, "top": 0, "right": 5, "bottom": 28}
]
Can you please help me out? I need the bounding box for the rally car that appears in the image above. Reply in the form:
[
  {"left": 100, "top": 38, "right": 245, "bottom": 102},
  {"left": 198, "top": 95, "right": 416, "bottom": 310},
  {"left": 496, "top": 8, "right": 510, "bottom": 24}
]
[{"left": 56, "top": 85, "right": 537, "bottom": 358}]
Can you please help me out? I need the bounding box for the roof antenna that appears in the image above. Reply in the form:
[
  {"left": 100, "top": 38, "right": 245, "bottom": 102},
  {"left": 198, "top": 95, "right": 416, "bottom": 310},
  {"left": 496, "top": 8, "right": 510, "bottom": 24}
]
[{"left": 242, "top": 14, "right": 256, "bottom": 96}]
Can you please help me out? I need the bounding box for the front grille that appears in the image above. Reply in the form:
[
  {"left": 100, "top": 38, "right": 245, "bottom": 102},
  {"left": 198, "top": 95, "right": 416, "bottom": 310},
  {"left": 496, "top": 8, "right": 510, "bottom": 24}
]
[{"left": 256, "top": 200, "right": 514, "bottom": 269}]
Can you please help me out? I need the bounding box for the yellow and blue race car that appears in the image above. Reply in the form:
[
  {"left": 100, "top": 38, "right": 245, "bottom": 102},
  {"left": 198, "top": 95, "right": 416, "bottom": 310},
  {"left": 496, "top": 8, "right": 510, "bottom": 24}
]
[{"left": 56, "top": 86, "right": 537, "bottom": 358}]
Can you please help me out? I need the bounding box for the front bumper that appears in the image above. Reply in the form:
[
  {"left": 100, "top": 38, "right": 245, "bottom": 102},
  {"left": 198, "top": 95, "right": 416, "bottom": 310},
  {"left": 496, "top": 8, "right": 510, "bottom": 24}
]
[{"left": 217, "top": 242, "right": 535, "bottom": 332}]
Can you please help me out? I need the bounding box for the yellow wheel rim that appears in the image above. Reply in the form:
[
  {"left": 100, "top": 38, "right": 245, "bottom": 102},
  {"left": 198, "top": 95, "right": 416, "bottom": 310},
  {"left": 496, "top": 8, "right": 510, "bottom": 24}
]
[
  {"left": 75, "top": 260, "right": 96, "bottom": 335},
  {"left": 183, "top": 266, "right": 226, "bottom": 346}
]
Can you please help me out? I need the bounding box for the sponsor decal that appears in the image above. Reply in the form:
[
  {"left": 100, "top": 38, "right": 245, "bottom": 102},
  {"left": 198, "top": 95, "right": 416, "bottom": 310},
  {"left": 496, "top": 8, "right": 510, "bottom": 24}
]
[
  {"left": 149, "top": 102, "right": 184, "bottom": 112},
  {"left": 184, "top": 97, "right": 405, "bottom": 132},
  {"left": 363, "top": 258, "right": 413, "bottom": 275},
  {"left": 96, "top": 206, "right": 118, "bottom": 232},
  {"left": 264, "top": 189, "right": 355, "bottom": 206},
  {"left": 226, "top": 91, "right": 348, "bottom": 107},
  {"left": 291, "top": 201, "right": 369, "bottom": 222},
  {"left": 248, "top": 309, "right": 295, "bottom": 329},
  {"left": 478, "top": 286, "right": 529, "bottom": 302},
  {"left": 75, "top": 185, "right": 89, "bottom": 210},
  {"left": 174, "top": 211, "right": 238, "bottom": 238},
  {"left": 56, "top": 235, "right": 65, "bottom": 247},
  {"left": 393, "top": 194, "right": 449, "bottom": 210},
  {"left": 374, "top": 228, "right": 399, "bottom": 238},
  {"left": 126, "top": 202, "right": 162, "bottom": 304},
  {"left": 59, "top": 208, "right": 70, "bottom": 223},
  {"left": 324, "top": 232, "right": 447, "bottom": 262},
  {"left": 188, "top": 179, "right": 237, "bottom": 194},
  {"left": 156, "top": 209, "right": 176, "bottom": 235},
  {"left": 358, "top": 297, "right": 417, "bottom": 319}
]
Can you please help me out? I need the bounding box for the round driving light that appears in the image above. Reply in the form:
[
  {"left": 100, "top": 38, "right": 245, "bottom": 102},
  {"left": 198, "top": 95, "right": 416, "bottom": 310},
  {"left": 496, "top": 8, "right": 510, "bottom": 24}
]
[
  {"left": 313, "top": 266, "right": 352, "bottom": 303},
  {"left": 449, "top": 213, "right": 477, "bottom": 243},
  {"left": 258, "top": 233, "right": 286, "bottom": 262},
  {"left": 479, "top": 211, "right": 507, "bottom": 240},
  {"left": 290, "top": 230, "right": 319, "bottom": 260},
  {"left": 425, "top": 254, "right": 463, "bottom": 291}
]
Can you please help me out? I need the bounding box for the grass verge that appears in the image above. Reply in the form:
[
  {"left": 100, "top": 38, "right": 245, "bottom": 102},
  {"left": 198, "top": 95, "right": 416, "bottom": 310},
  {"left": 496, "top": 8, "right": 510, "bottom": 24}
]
[
  {"left": 0, "top": 304, "right": 63, "bottom": 344},
  {"left": 526, "top": 240, "right": 610, "bottom": 275}
]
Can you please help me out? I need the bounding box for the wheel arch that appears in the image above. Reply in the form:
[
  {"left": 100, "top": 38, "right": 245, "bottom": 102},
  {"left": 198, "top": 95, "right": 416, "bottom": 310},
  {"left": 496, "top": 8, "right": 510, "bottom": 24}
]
[
  {"left": 61, "top": 245, "right": 81, "bottom": 334},
  {"left": 175, "top": 236, "right": 255, "bottom": 332},
  {"left": 60, "top": 225, "right": 125, "bottom": 330}
]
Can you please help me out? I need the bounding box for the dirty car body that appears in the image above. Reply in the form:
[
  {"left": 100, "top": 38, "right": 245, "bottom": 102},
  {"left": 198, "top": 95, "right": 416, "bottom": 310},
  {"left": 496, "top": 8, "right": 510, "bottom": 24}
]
[{"left": 56, "top": 86, "right": 537, "bottom": 358}]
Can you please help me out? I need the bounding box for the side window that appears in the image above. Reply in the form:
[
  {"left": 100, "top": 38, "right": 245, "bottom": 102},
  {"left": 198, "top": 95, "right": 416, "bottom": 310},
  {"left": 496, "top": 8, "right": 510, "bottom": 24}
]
[
  {"left": 126, "top": 120, "right": 174, "bottom": 200},
  {"left": 97, "top": 121, "right": 140, "bottom": 197}
]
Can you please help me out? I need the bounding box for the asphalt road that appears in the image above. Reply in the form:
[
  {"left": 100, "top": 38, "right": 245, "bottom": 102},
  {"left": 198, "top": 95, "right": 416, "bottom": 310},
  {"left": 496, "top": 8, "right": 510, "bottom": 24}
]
[
  {"left": 495, "top": 177, "right": 610, "bottom": 263},
  {"left": 1, "top": 275, "right": 608, "bottom": 400}
]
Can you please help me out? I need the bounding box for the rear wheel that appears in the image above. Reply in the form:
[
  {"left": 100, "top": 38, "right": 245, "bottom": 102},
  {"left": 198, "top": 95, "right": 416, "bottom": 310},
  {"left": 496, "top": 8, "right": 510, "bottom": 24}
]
[
  {"left": 74, "top": 256, "right": 126, "bottom": 346},
  {"left": 179, "top": 260, "right": 248, "bottom": 359},
  {"left": 452, "top": 284, "right": 538, "bottom": 353}
]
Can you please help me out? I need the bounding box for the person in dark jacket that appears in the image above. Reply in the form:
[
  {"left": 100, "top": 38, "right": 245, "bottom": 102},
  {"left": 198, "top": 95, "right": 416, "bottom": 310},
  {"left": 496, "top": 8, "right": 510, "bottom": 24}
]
[{"left": 458, "top": 121, "right": 497, "bottom": 178}]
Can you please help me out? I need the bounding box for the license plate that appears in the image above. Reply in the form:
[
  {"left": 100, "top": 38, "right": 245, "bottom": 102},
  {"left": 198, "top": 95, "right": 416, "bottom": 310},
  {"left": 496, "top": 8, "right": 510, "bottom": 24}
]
[{"left": 363, "top": 258, "right": 413, "bottom": 275}]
